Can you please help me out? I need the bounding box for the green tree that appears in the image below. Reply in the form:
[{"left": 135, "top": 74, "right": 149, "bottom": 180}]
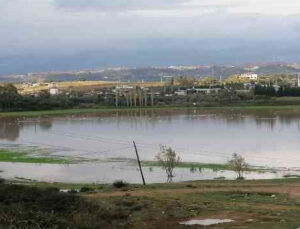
[
  {"left": 0, "top": 84, "right": 19, "bottom": 111},
  {"left": 228, "top": 153, "right": 248, "bottom": 180},
  {"left": 155, "top": 145, "right": 181, "bottom": 180}
]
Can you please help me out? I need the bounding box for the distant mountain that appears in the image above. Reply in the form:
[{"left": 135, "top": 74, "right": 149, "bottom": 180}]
[{"left": 1, "top": 64, "right": 300, "bottom": 83}]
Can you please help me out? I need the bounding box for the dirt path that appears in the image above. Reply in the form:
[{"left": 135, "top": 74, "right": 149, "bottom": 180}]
[{"left": 88, "top": 182, "right": 300, "bottom": 199}]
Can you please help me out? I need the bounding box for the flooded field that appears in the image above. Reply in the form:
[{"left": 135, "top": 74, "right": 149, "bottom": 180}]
[{"left": 1, "top": 108, "right": 300, "bottom": 183}]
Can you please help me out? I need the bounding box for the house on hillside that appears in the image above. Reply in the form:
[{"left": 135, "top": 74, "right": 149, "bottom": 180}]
[
  {"left": 174, "top": 90, "right": 187, "bottom": 96},
  {"left": 49, "top": 85, "right": 60, "bottom": 95},
  {"left": 239, "top": 73, "right": 258, "bottom": 80},
  {"left": 194, "top": 88, "right": 222, "bottom": 94}
]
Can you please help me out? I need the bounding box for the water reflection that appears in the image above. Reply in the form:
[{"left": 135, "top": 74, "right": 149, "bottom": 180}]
[
  {"left": 0, "top": 118, "right": 21, "bottom": 141},
  {"left": 0, "top": 117, "right": 54, "bottom": 142},
  {"left": 1, "top": 108, "right": 300, "bottom": 142},
  {"left": 39, "top": 120, "right": 53, "bottom": 130},
  {"left": 1, "top": 108, "right": 300, "bottom": 168}
]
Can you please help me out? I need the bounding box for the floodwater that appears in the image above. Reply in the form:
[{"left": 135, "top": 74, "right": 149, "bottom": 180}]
[
  {"left": 1, "top": 108, "right": 300, "bottom": 183},
  {"left": 179, "top": 219, "right": 234, "bottom": 226}
]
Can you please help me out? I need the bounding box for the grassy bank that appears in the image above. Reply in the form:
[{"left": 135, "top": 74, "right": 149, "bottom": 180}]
[
  {"left": 141, "top": 161, "right": 271, "bottom": 172},
  {"left": 0, "top": 149, "right": 72, "bottom": 164},
  {"left": 142, "top": 161, "right": 232, "bottom": 170},
  {"left": 2, "top": 178, "right": 300, "bottom": 228},
  {"left": 2, "top": 104, "right": 300, "bottom": 118}
]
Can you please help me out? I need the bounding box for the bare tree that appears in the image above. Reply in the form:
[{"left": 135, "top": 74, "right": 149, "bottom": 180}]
[
  {"left": 228, "top": 153, "right": 248, "bottom": 180},
  {"left": 155, "top": 145, "right": 181, "bottom": 180}
]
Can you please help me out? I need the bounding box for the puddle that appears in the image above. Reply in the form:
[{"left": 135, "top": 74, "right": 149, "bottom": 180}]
[{"left": 180, "top": 219, "right": 234, "bottom": 226}]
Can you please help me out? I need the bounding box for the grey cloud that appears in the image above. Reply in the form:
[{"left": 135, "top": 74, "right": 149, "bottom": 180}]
[
  {"left": 1, "top": 0, "right": 300, "bottom": 74},
  {"left": 54, "top": 0, "right": 189, "bottom": 11},
  {"left": 53, "top": 0, "right": 244, "bottom": 12}
]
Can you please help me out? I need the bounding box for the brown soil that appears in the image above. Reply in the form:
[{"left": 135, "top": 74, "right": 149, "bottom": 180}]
[{"left": 88, "top": 182, "right": 300, "bottom": 199}]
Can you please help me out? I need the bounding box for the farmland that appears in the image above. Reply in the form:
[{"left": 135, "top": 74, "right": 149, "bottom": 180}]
[{"left": 17, "top": 80, "right": 165, "bottom": 94}]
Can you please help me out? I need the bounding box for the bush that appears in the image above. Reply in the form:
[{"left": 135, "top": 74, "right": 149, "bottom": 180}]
[
  {"left": 0, "top": 183, "right": 129, "bottom": 228},
  {"left": 113, "top": 180, "right": 128, "bottom": 188},
  {"left": 68, "top": 189, "right": 78, "bottom": 194},
  {"left": 80, "top": 186, "right": 94, "bottom": 193}
]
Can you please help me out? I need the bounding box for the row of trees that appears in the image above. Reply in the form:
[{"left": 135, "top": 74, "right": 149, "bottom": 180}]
[
  {"left": 0, "top": 84, "right": 90, "bottom": 112},
  {"left": 4, "top": 82, "right": 300, "bottom": 112},
  {"left": 254, "top": 84, "right": 300, "bottom": 97},
  {"left": 0, "top": 84, "right": 253, "bottom": 112}
]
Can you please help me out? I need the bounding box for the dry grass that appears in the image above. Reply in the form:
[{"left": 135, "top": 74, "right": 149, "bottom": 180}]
[{"left": 17, "top": 81, "right": 164, "bottom": 94}]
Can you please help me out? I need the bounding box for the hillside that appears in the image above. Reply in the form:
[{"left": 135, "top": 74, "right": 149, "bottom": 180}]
[{"left": 1, "top": 64, "right": 300, "bottom": 83}]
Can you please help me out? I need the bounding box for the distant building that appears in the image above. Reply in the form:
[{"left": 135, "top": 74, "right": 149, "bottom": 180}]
[
  {"left": 273, "top": 85, "right": 281, "bottom": 92},
  {"left": 194, "top": 88, "right": 222, "bottom": 94},
  {"left": 116, "top": 85, "right": 134, "bottom": 90},
  {"left": 239, "top": 73, "right": 258, "bottom": 80},
  {"left": 174, "top": 90, "right": 187, "bottom": 96},
  {"left": 50, "top": 86, "right": 59, "bottom": 95}
]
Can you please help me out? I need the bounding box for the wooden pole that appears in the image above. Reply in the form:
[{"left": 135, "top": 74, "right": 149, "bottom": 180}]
[
  {"left": 115, "top": 90, "right": 119, "bottom": 108},
  {"left": 133, "top": 141, "right": 146, "bottom": 185}
]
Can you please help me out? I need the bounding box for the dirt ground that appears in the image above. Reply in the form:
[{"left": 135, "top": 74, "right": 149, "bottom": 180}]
[{"left": 86, "top": 179, "right": 300, "bottom": 228}]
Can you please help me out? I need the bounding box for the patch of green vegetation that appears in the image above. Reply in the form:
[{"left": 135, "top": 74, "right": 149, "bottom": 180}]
[
  {"left": 202, "top": 191, "right": 294, "bottom": 206},
  {"left": 2, "top": 104, "right": 300, "bottom": 117},
  {"left": 142, "top": 160, "right": 229, "bottom": 170},
  {"left": 0, "top": 149, "right": 71, "bottom": 164},
  {"left": 12, "top": 177, "right": 300, "bottom": 193},
  {"left": 12, "top": 180, "right": 112, "bottom": 191},
  {"left": 0, "top": 183, "right": 130, "bottom": 229},
  {"left": 283, "top": 174, "right": 300, "bottom": 178},
  {"left": 0, "top": 107, "right": 117, "bottom": 117},
  {"left": 4, "top": 177, "right": 300, "bottom": 228},
  {"left": 141, "top": 160, "right": 267, "bottom": 172}
]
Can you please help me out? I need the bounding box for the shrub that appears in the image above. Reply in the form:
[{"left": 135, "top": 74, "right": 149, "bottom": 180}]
[
  {"left": 155, "top": 145, "right": 181, "bottom": 179},
  {"left": 68, "top": 189, "right": 78, "bottom": 194},
  {"left": 0, "top": 183, "right": 129, "bottom": 228},
  {"left": 228, "top": 153, "right": 248, "bottom": 179},
  {"left": 80, "top": 186, "right": 94, "bottom": 193},
  {"left": 113, "top": 180, "right": 128, "bottom": 189}
]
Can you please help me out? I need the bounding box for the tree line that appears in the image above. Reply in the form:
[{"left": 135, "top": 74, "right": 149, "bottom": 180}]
[{"left": 254, "top": 84, "right": 300, "bottom": 97}]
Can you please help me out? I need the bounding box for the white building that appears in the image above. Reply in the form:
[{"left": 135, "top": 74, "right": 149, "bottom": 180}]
[
  {"left": 174, "top": 90, "right": 187, "bottom": 96},
  {"left": 194, "top": 88, "right": 222, "bottom": 94},
  {"left": 50, "top": 87, "right": 59, "bottom": 95},
  {"left": 239, "top": 73, "right": 258, "bottom": 80}
]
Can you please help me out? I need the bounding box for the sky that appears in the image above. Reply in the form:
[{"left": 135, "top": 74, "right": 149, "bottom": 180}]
[{"left": 1, "top": 0, "right": 300, "bottom": 74}]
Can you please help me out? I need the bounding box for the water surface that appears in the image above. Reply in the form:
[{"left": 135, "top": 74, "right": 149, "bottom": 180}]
[{"left": 1, "top": 108, "right": 300, "bottom": 183}]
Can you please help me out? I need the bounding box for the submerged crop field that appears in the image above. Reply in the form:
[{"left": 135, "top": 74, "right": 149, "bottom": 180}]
[{"left": 0, "top": 149, "right": 72, "bottom": 164}]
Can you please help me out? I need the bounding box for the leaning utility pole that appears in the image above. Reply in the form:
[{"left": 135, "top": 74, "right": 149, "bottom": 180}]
[
  {"left": 126, "top": 92, "right": 129, "bottom": 107},
  {"left": 133, "top": 141, "right": 146, "bottom": 185},
  {"left": 144, "top": 91, "right": 147, "bottom": 106},
  {"left": 151, "top": 90, "right": 154, "bottom": 106},
  {"left": 115, "top": 90, "right": 119, "bottom": 108}
]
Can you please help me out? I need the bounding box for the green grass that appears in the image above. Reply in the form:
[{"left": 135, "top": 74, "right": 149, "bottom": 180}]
[
  {"left": 17, "top": 177, "right": 300, "bottom": 192},
  {"left": 141, "top": 160, "right": 268, "bottom": 172},
  {"left": 142, "top": 161, "right": 231, "bottom": 170},
  {"left": 3, "top": 104, "right": 300, "bottom": 117},
  {"left": 0, "top": 149, "right": 71, "bottom": 164},
  {"left": 4, "top": 177, "right": 300, "bottom": 228},
  {"left": 0, "top": 182, "right": 130, "bottom": 229}
]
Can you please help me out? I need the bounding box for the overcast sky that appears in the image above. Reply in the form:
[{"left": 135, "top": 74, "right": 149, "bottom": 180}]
[{"left": 1, "top": 0, "right": 300, "bottom": 74}]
